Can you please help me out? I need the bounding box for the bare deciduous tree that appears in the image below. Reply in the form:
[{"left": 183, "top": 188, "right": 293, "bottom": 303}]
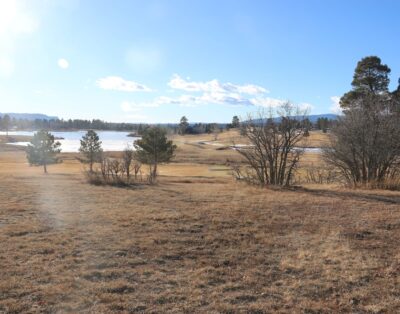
[
  {"left": 122, "top": 146, "right": 134, "bottom": 183},
  {"left": 133, "top": 161, "right": 142, "bottom": 181},
  {"left": 323, "top": 94, "right": 400, "bottom": 187},
  {"left": 234, "top": 103, "right": 308, "bottom": 186},
  {"left": 87, "top": 154, "right": 142, "bottom": 186}
]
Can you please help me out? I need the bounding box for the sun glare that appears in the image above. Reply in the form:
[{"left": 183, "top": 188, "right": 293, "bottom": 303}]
[{"left": 0, "top": 0, "right": 37, "bottom": 36}]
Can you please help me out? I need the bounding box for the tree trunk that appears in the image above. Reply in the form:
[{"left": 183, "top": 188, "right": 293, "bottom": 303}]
[
  {"left": 153, "top": 163, "right": 158, "bottom": 180},
  {"left": 43, "top": 162, "right": 47, "bottom": 174}
]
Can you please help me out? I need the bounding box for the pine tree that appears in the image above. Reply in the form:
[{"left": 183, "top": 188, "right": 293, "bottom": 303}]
[
  {"left": 231, "top": 116, "right": 240, "bottom": 128},
  {"left": 340, "top": 56, "right": 391, "bottom": 109},
  {"left": 26, "top": 130, "right": 61, "bottom": 173},
  {"left": 79, "top": 130, "right": 103, "bottom": 172},
  {"left": 134, "top": 127, "right": 176, "bottom": 183},
  {"left": 178, "top": 116, "right": 189, "bottom": 135},
  {"left": 2, "top": 114, "right": 11, "bottom": 136}
]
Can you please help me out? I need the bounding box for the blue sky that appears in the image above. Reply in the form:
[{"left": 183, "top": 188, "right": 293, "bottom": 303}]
[{"left": 1, "top": 0, "right": 399, "bottom": 123}]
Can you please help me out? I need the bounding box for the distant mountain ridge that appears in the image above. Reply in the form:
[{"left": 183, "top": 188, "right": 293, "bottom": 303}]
[
  {"left": 0, "top": 113, "right": 59, "bottom": 121},
  {"left": 302, "top": 114, "right": 339, "bottom": 123},
  {"left": 248, "top": 113, "right": 339, "bottom": 125}
]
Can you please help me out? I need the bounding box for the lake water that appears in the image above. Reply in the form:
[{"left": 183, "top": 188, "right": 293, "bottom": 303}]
[{"left": 0, "top": 131, "right": 139, "bottom": 153}]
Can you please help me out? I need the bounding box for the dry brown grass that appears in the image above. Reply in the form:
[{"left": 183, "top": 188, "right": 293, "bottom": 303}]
[
  {"left": 299, "top": 130, "right": 331, "bottom": 148},
  {"left": 1, "top": 132, "right": 400, "bottom": 313}
]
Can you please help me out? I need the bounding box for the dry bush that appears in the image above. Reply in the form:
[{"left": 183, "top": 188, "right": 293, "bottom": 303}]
[
  {"left": 85, "top": 156, "right": 142, "bottom": 186},
  {"left": 303, "top": 164, "right": 343, "bottom": 184},
  {"left": 229, "top": 163, "right": 275, "bottom": 186},
  {"left": 360, "top": 172, "right": 400, "bottom": 190},
  {"left": 235, "top": 103, "right": 308, "bottom": 187},
  {"left": 324, "top": 94, "right": 400, "bottom": 189}
]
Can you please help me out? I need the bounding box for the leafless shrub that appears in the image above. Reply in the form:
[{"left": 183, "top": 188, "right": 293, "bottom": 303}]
[
  {"left": 234, "top": 103, "right": 308, "bottom": 187},
  {"left": 122, "top": 146, "right": 134, "bottom": 183},
  {"left": 323, "top": 94, "right": 400, "bottom": 188},
  {"left": 133, "top": 162, "right": 142, "bottom": 181},
  {"left": 229, "top": 163, "right": 258, "bottom": 185},
  {"left": 147, "top": 170, "right": 156, "bottom": 184},
  {"left": 84, "top": 170, "right": 104, "bottom": 186},
  {"left": 303, "top": 164, "right": 343, "bottom": 184},
  {"left": 361, "top": 168, "right": 400, "bottom": 190},
  {"left": 213, "top": 127, "right": 220, "bottom": 141},
  {"left": 85, "top": 155, "right": 143, "bottom": 187}
]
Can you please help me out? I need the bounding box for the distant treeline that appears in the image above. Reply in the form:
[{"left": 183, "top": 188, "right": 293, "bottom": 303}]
[
  {"left": 0, "top": 115, "right": 336, "bottom": 135},
  {"left": 0, "top": 116, "right": 231, "bottom": 135},
  {"left": 0, "top": 117, "right": 140, "bottom": 132}
]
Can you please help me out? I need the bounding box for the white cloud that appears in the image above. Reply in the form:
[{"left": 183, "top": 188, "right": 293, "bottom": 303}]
[
  {"left": 299, "top": 102, "right": 314, "bottom": 112},
  {"left": 97, "top": 76, "right": 152, "bottom": 92},
  {"left": 202, "top": 92, "right": 255, "bottom": 106},
  {"left": 168, "top": 74, "right": 268, "bottom": 95},
  {"left": 330, "top": 96, "right": 342, "bottom": 114},
  {"left": 57, "top": 58, "right": 69, "bottom": 69},
  {"left": 120, "top": 74, "right": 314, "bottom": 114},
  {"left": 121, "top": 93, "right": 288, "bottom": 111},
  {"left": 121, "top": 102, "right": 140, "bottom": 112},
  {"left": 249, "top": 97, "right": 286, "bottom": 108},
  {"left": 0, "top": 0, "right": 39, "bottom": 77}
]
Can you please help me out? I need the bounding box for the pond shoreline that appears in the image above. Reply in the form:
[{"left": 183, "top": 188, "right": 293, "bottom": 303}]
[{"left": 1, "top": 130, "right": 140, "bottom": 153}]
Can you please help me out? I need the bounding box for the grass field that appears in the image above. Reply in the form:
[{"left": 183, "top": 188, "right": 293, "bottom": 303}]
[{"left": 1, "top": 131, "right": 400, "bottom": 313}]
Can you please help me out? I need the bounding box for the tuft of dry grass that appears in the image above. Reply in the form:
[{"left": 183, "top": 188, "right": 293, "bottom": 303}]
[{"left": 1, "top": 132, "right": 400, "bottom": 313}]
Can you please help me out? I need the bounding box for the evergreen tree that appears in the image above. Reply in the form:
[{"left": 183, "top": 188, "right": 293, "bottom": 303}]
[
  {"left": 2, "top": 114, "right": 11, "bottom": 136},
  {"left": 79, "top": 130, "right": 103, "bottom": 172},
  {"left": 303, "top": 118, "right": 311, "bottom": 137},
  {"left": 316, "top": 117, "right": 328, "bottom": 133},
  {"left": 231, "top": 116, "right": 240, "bottom": 128},
  {"left": 340, "top": 56, "right": 391, "bottom": 109},
  {"left": 325, "top": 56, "right": 400, "bottom": 186},
  {"left": 178, "top": 116, "right": 189, "bottom": 135},
  {"left": 134, "top": 127, "right": 176, "bottom": 182},
  {"left": 26, "top": 130, "right": 61, "bottom": 173},
  {"left": 393, "top": 78, "right": 400, "bottom": 98}
]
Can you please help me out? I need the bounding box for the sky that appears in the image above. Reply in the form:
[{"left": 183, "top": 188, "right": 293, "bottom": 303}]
[{"left": 0, "top": 0, "right": 399, "bottom": 123}]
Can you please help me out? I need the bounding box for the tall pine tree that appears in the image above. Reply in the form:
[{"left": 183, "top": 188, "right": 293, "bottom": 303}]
[
  {"left": 79, "top": 130, "right": 103, "bottom": 173},
  {"left": 26, "top": 130, "right": 61, "bottom": 173}
]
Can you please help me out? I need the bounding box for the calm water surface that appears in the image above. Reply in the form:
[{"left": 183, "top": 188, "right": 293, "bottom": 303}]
[{"left": 0, "top": 131, "right": 139, "bottom": 152}]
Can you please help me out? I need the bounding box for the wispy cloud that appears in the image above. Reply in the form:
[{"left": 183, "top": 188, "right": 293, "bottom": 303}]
[
  {"left": 122, "top": 93, "right": 289, "bottom": 110},
  {"left": 97, "top": 76, "right": 152, "bottom": 92},
  {"left": 330, "top": 96, "right": 342, "bottom": 114},
  {"left": 120, "top": 74, "right": 314, "bottom": 113},
  {"left": 249, "top": 97, "right": 286, "bottom": 108},
  {"left": 168, "top": 74, "right": 268, "bottom": 95},
  {"left": 298, "top": 102, "right": 314, "bottom": 112}
]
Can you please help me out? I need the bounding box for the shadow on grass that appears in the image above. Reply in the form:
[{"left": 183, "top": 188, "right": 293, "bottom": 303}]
[{"left": 292, "top": 186, "right": 400, "bottom": 205}]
